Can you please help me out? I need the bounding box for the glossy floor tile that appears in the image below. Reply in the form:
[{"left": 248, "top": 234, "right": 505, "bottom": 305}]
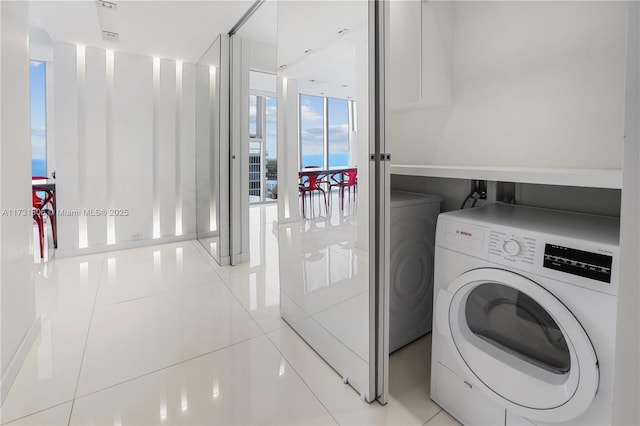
[
  {"left": 4, "top": 402, "right": 72, "bottom": 426},
  {"left": 425, "top": 410, "right": 461, "bottom": 426},
  {"left": 268, "top": 326, "right": 443, "bottom": 425},
  {"left": 0, "top": 310, "right": 91, "bottom": 423},
  {"left": 224, "top": 274, "right": 287, "bottom": 334},
  {"left": 94, "top": 241, "right": 222, "bottom": 307},
  {"left": 34, "top": 253, "right": 104, "bottom": 315},
  {"left": 2, "top": 204, "right": 456, "bottom": 426},
  {"left": 70, "top": 336, "right": 336, "bottom": 425},
  {"left": 1, "top": 253, "right": 103, "bottom": 424},
  {"left": 77, "top": 282, "right": 263, "bottom": 396}
]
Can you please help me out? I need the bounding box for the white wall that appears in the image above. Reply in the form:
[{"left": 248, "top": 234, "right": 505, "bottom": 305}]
[
  {"left": 0, "top": 1, "right": 38, "bottom": 402},
  {"left": 391, "top": 1, "right": 627, "bottom": 170},
  {"left": 276, "top": 76, "right": 302, "bottom": 223},
  {"left": 613, "top": 3, "right": 640, "bottom": 424},
  {"left": 248, "top": 40, "right": 276, "bottom": 75},
  {"left": 52, "top": 42, "right": 197, "bottom": 256}
]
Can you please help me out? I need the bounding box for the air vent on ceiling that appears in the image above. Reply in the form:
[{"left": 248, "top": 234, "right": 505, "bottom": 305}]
[
  {"left": 98, "top": 1, "right": 117, "bottom": 11},
  {"left": 102, "top": 31, "right": 119, "bottom": 43}
]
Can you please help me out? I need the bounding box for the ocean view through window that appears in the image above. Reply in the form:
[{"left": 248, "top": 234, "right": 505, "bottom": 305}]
[
  {"left": 299, "top": 94, "right": 354, "bottom": 169},
  {"left": 30, "top": 61, "right": 47, "bottom": 177}
]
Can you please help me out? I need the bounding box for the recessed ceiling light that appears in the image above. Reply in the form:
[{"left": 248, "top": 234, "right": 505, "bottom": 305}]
[
  {"left": 98, "top": 0, "right": 117, "bottom": 11},
  {"left": 304, "top": 49, "right": 313, "bottom": 54},
  {"left": 102, "top": 30, "right": 119, "bottom": 43}
]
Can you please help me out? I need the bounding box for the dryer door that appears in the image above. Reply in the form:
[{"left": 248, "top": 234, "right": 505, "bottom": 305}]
[{"left": 436, "top": 268, "right": 599, "bottom": 423}]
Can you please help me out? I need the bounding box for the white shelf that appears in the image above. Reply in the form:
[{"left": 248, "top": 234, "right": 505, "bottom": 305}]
[{"left": 390, "top": 164, "right": 623, "bottom": 189}]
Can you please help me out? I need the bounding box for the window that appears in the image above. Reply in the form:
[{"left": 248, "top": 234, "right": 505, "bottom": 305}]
[
  {"left": 299, "top": 94, "right": 325, "bottom": 168},
  {"left": 249, "top": 93, "right": 277, "bottom": 203},
  {"left": 30, "top": 61, "right": 47, "bottom": 177},
  {"left": 327, "top": 98, "right": 349, "bottom": 168},
  {"left": 249, "top": 95, "right": 258, "bottom": 137},
  {"left": 299, "top": 94, "right": 355, "bottom": 170}
]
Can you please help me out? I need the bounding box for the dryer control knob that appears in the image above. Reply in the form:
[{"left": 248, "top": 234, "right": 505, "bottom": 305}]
[{"left": 503, "top": 239, "right": 521, "bottom": 256}]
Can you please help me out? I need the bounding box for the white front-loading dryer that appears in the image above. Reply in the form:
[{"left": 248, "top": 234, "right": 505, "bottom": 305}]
[{"left": 430, "top": 204, "right": 619, "bottom": 426}]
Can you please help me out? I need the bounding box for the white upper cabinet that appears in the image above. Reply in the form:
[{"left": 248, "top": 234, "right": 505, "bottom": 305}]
[
  {"left": 390, "top": 1, "right": 628, "bottom": 184},
  {"left": 389, "top": 0, "right": 421, "bottom": 108},
  {"left": 390, "top": 1, "right": 454, "bottom": 109}
]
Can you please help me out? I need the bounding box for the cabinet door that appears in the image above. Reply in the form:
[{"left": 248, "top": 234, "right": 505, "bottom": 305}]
[{"left": 389, "top": 0, "right": 422, "bottom": 108}]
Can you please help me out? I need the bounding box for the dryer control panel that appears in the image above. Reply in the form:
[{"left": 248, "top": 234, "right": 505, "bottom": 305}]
[
  {"left": 543, "top": 244, "right": 613, "bottom": 283},
  {"left": 488, "top": 230, "right": 537, "bottom": 266},
  {"left": 436, "top": 204, "right": 620, "bottom": 295}
]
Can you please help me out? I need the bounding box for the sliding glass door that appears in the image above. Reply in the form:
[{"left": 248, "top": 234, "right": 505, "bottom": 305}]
[{"left": 276, "top": 0, "right": 389, "bottom": 403}]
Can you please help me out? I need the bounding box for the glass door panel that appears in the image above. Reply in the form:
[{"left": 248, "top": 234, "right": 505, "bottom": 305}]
[
  {"left": 196, "top": 36, "right": 229, "bottom": 265},
  {"left": 276, "top": 0, "right": 378, "bottom": 402}
]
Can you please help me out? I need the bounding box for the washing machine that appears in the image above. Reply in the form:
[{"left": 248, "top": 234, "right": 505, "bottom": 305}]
[
  {"left": 430, "top": 204, "right": 619, "bottom": 426},
  {"left": 389, "top": 190, "right": 442, "bottom": 353}
]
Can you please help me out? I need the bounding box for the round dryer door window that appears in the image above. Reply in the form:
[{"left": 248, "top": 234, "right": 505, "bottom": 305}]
[{"left": 440, "top": 268, "right": 599, "bottom": 423}]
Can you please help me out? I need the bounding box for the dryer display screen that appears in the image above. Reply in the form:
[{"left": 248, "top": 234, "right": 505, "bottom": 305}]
[{"left": 543, "top": 244, "right": 612, "bottom": 283}]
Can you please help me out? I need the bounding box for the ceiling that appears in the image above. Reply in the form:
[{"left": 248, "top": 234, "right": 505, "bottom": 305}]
[
  {"left": 235, "top": 0, "right": 276, "bottom": 47},
  {"left": 277, "top": 1, "right": 367, "bottom": 99},
  {"left": 29, "top": 0, "right": 369, "bottom": 99},
  {"left": 29, "top": 0, "right": 256, "bottom": 63}
]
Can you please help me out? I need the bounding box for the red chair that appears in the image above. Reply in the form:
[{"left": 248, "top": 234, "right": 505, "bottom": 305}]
[
  {"left": 299, "top": 168, "right": 328, "bottom": 217},
  {"left": 32, "top": 176, "right": 56, "bottom": 258},
  {"left": 329, "top": 168, "right": 357, "bottom": 210}
]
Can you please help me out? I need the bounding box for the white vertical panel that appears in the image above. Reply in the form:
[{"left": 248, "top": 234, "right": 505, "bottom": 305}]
[
  {"left": 113, "top": 52, "right": 153, "bottom": 243},
  {"left": 76, "top": 45, "right": 88, "bottom": 248},
  {"left": 53, "top": 42, "right": 79, "bottom": 250},
  {"left": 106, "top": 49, "right": 115, "bottom": 244},
  {"left": 209, "top": 65, "right": 219, "bottom": 232},
  {"left": 389, "top": 0, "right": 421, "bottom": 108},
  {"left": 175, "top": 61, "right": 183, "bottom": 236},
  {"left": 180, "top": 62, "right": 197, "bottom": 235},
  {"left": 158, "top": 58, "right": 177, "bottom": 237},
  {"left": 195, "top": 63, "right": 212, "bottom": 235},
  {"left": 614, "top": 3, "right": 640, "bottom": 424},
  {"left": 218, "top": 34, "right": 231, "bottom": 264},
  {"left": 0, "top": 1, "right": 37, "bottom": 391},
  {"left": 152, "top": 57, "right": 161, "bottom": 238},
  {"left": 276, "top": 76, "right": 301, "bottom": 222},
  {"left": 229, "top": 37, "right": 251, "bottom": 263},
  {"left": 84, "top": 47, "right": 107, "bottom": 246}
]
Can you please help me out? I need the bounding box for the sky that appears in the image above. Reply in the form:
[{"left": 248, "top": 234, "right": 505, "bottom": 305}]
[
  {"left": 30, "top": 61, "right": 47, "bottom": 162},
  {"left": 300, "top": 94, "right": 350, "bottom": 162},
  {"left": 249, "top": 95, "right": 277, "bottom": 160}
]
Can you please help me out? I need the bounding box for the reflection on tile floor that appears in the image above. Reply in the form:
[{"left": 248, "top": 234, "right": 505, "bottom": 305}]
[{"left": 1, "top": 204, "right": 459, "bottom": 426}]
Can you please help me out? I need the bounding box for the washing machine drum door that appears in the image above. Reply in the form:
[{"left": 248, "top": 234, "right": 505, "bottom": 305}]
[{"left": 439, "top": 269, "right": 599, "bottom": 423}]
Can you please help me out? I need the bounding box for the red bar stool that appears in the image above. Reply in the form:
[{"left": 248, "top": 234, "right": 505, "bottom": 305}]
[
  {"left": 32, "top": 177, "right": 56, "bottom": 258},
  {"left": 299, "top": 168, "right": 328, "bottom": 217},
  {"left": 329, "top": 168, "right": 357, "bottom": 210}
]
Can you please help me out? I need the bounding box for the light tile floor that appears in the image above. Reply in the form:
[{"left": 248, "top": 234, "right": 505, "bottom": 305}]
[{"left": 1, "top": 204, "right": 459, "bottom": 426}]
